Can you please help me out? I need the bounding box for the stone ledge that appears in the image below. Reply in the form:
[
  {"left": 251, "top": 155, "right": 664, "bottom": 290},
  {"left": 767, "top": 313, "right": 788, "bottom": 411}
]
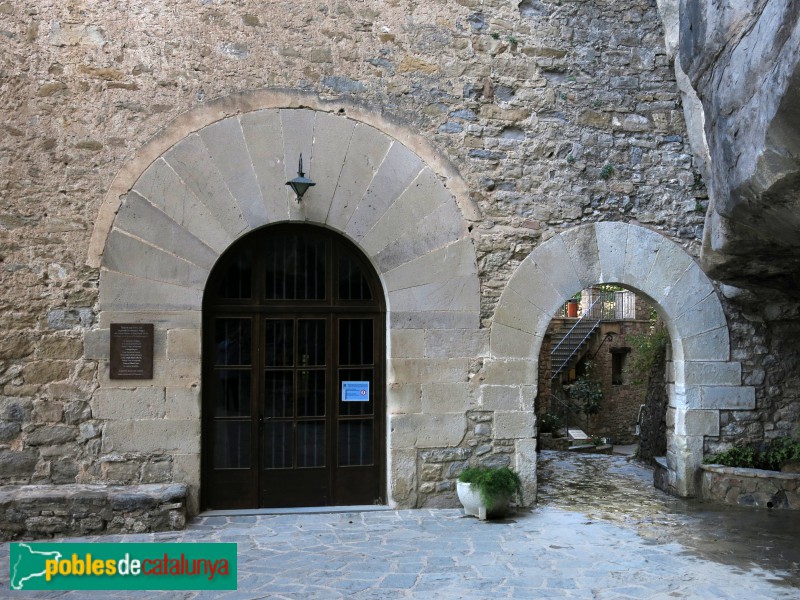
[
  {"left": 699, "top": 464, "right": 800, "bottom": 509},
  {"left": 0, "top": 483, "right": 188, "bottom": 541}
]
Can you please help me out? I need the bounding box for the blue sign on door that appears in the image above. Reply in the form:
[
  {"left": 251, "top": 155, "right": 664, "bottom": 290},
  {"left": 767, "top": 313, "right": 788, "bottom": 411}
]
[{"left": 342, "top": 381, "right": 370, "bottom": 402}]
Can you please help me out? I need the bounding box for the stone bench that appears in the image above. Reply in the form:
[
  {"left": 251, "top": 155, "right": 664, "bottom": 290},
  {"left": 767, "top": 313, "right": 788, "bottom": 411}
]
[{"left": 0, "top": 483, "right": 188, "bottom": 541}]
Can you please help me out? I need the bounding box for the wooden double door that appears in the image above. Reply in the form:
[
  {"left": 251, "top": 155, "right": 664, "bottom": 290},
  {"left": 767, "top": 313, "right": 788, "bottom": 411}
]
[{"left": 202, "top": 225, "right": 385, "bottom": 509}]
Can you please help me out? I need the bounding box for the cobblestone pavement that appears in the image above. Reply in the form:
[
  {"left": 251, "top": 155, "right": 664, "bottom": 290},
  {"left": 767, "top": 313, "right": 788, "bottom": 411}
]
[{"left": 2, "top": 452, "right": 799, "bottom": 598}]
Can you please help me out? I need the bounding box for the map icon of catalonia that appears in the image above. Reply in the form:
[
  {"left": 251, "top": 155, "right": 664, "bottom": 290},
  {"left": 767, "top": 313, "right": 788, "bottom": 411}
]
[{"left": 10, "top": 543, "right": 63, "bottom": 590}]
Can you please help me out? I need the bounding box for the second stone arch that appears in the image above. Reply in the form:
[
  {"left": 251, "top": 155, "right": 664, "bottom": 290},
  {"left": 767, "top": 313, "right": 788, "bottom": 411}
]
[{"left": 488, "top": 221, "right": 755, "bottom": 499}]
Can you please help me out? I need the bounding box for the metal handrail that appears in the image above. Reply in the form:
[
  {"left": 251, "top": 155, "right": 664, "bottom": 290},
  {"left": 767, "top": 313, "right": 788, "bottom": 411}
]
[
  {"left": 549, "top": 391, "right": 575, "bottom": 418},
  {"left": 555, "top": 289, "right": 636, "bottom": 320},
  {"left": 550, "top": 295, "right": 603, "bottom": 380}
]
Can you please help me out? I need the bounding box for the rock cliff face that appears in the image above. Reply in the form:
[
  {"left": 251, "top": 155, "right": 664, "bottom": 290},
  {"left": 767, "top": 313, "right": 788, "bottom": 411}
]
[{"left": 668, "top": 0, "right": 800, "bottom": 294}]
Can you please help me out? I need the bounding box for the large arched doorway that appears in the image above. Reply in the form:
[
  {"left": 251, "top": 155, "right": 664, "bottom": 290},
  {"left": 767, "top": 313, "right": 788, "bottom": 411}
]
[
  {"left": 92, "top": 98, "right": 482, "bottom": 515},
  {"left": 202, "top": 224, "right": 386, "bottom": 509}
]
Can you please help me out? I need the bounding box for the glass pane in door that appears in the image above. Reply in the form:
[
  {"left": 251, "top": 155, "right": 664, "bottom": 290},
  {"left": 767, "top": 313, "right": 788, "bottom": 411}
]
[
  {"left": 297, "top": 320, "right": 325, "bottom": 366},
  {"left": 213, "top": 370, "right": 250, "bottom": 417},
  {"left": 339, "top": 319, "right": 373, "bottom": 366},
  {"left": 214, "top": 318, "right": 251, "bottom": 365},
  {"left": 264, "top": 371, "right": 293, "bottom": 418},
  {"left": 297, "top": 370, "right": 325, "bottom": 417},
  {"left": 339, "top": 254, "right": 372, "bottom": 300},
  {"left": 297, "top": 421, "right": 325, "bottom": 468},
  {"left": 218, "top": 251, "right": 252, "bottom": 298},
  {"left": 265, "top": 320, "right": 293, "bottom": 367},
  {"left": 264, "top": 235, "right": 326, "bottom": 300},
  {"left": 214, "top": 421, "right": 250, "bottom": 468},
  {"left": 263, "top": 421, "right": 293, "bottom": 469},
  {"left": 338, "top": 420, "right": 373, "bottom": 466}
]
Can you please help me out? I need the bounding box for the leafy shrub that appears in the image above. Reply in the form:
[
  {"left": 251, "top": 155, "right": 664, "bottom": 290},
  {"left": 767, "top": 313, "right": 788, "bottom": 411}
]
[
  {"left": 458, "top": 466, "right": 523, "bottom": 506},
  {"left": 569, "top": 375, "right": 603, "bottom": 416},
  {"left": 703, "top": 446, "right": 757, "bottom": 468},
  {"left": 703, "top": 437, "right": 800, "bottom": 470},
  {"left": 762, "top": 437, "right": 800, "bottom": 470},
  {"left": 539, "top": 413, "right": 563, "bottom": 435},
  {"left": 626, "top": 326, "right": 669, "bottom": 384}
]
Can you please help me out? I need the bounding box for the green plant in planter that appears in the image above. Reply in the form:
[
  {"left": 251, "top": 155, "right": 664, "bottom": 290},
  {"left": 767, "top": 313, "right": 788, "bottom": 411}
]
[
  {"left": 704, "top": 437, "right": 800, "bottom": 470},
  {"left": 458, "top": 466, "right": 523, "bottom": 506},
  {"left": 763, "top": 436, "right": 800, "bottom": 469}
]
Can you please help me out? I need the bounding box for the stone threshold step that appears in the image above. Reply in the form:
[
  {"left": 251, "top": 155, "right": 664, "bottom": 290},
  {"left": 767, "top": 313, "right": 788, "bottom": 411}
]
[{"left": 200, "top": 505, "right": 393, "bottom": 517}]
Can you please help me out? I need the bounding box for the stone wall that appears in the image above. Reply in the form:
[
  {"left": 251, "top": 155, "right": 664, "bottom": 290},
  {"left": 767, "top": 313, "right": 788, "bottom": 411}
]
[
  {"left": 586, "top": 321, "right": 651, "bottom": 444},
  {"left": 699, "top": 464, "right": 800, "bottom": 510},
  {"left": 658, "top": 0, "right": 800, "bottom": 459},
  {"left": 0, "top": 0, "right": 789, "bottom": 510},
  {"left": 0, "top": 483, "right": 187, "bottom": 541}
]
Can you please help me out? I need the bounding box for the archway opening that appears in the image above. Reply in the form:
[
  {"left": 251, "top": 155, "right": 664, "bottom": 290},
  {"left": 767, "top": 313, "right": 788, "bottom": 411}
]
[
  {"left": 201, "top": 223, "right": 386, "bottom": 510},
  {"left": 489, "top": 222, "right": 750, "bottom": 500},
  {"left": 536, "top": 284, "right": 669, "bottom": 464}
]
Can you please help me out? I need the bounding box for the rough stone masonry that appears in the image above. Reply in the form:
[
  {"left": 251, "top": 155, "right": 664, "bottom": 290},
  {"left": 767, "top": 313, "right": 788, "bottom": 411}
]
[{"left": 0, "top": 0, "right": 797, "bottom": 523}]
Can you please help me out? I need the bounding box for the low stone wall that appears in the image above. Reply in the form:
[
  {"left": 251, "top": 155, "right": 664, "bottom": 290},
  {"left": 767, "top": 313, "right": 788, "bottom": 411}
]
[
  {"left": 538, "top": 434, "right": 570, "bottom": 451},
  {"left": 0, "top": 483, "right": 188, "bottom": 541},
  {"left": 699, "top": 464, "right": 800, "bottom": 509}
]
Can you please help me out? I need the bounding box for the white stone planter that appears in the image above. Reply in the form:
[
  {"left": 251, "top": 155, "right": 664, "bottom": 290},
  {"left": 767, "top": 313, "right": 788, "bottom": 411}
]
[{"left": 456, "top": 481, "right": 511, "bottom": 520}]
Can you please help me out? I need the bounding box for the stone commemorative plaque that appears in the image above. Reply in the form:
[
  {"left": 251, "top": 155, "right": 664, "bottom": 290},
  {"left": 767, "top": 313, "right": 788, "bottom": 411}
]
[{"left": 110, "top": 323, "right": 154, "bottom": 379}]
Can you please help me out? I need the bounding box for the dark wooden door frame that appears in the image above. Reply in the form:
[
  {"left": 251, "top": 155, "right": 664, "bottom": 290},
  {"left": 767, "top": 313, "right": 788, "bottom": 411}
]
[{"left": 201, "top": 224, "right": 386, "bottom": 510}]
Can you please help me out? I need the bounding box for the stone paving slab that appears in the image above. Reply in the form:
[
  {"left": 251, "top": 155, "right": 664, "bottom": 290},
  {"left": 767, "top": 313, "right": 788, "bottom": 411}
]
[{"left": 2, "top": 455, "right": 799, "bottom": 598}]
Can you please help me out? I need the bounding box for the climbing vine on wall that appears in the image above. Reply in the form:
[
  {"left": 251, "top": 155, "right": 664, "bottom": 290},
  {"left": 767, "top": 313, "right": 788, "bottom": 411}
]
[{"left": 626, "top": 325, "right": 669, "bottom": 384}]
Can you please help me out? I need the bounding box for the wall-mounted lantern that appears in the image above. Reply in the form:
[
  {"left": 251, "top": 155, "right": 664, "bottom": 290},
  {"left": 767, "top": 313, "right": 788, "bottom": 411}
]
[{"left": 285, "top": 154, "right": 316, "bottom": 201}]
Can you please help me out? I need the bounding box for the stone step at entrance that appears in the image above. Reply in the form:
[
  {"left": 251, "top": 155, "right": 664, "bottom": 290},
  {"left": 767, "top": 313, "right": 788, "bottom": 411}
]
[{"left": 567, "top": 428, "right": 590, "bottom": 443}]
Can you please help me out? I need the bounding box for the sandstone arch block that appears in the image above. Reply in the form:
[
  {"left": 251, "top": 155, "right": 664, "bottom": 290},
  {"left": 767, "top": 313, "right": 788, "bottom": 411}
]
[
  {"left": 660, "top": 259, "right": 716, "bottom": 320},
  {"left": 530, "top": 235, "right": 582, "bottom": 298},
  {"left": 505, "top": 260, "right": 564, "bottom": 317},
  {"left": 595, "top": 221, "right": 629, "bottom": 282},
  {"left": 326, "top": 123, "right": 392, "bottom": 230},
  {"left": 198, "top": 117, "right": 267, "bottom": 229},
  {"left": 623, "top": 225, "right": 662, "bottom": 287},
  {"left": 375, "top": 199, "right": 466, "bottom": 273},
  {"left": 490, "top": 323, "right": 541, "bottom": 360},
  {"left": 644, "top": 238, "right": 695, "bottom": 301},
  {"left": 240, "top": 109, "right": 290, "bottom": 222},
  {"left": 99, "top": 271, "right": 202, "bottom": 311},
  {"left": 561, "top": 223, "right": 601, "bottom": 289},
  {"left": 346, "top": 142, "right": 425, "bottom": 241},
  {"left": 103, "top": 230, "right": 208, "bottom": 290},
  {"left": 306, "top": 112, "right": 357, "bottom": 223},
  {"left": 113, "top": 192, "right": 218, "bottom": 270},
  {"left": 163, "top": 134, "right": 249, "bottom": 238},
  {"left": 131, "top": 160, "right": 235, "bottom": 254},
  {"left": 384, "top": 238, "right": 477, "bottom": 290},
  {"left": 361, "top": 168, "right": 453, "bottom": 257}
]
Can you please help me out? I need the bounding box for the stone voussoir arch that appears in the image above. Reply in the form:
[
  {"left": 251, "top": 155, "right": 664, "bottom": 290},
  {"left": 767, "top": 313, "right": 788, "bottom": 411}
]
[
  {"left": 488, "top": 221, "right": 756, "bottom": 498},
  {"left": 89, "top": 94, "right": 482, "bottom": 512}
]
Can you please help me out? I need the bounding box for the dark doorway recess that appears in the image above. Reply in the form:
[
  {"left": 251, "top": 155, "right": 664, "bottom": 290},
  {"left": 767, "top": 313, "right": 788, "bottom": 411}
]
[{"left": 202, "top": 224, "right": 386, "bottom": 510}]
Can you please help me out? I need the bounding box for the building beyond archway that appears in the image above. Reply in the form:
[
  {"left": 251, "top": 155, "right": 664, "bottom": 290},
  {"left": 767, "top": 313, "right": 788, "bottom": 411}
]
[{"left": 489, "top": 222, "right": 756, "bottom": 497}]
